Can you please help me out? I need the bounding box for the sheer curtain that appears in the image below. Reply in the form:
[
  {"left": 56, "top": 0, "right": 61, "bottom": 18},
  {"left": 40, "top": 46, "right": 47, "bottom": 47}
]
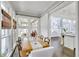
[
  {"left": 62, "top": 19, "right": 76, "bottom": 34},
  {"left": 50, "top": 16, "right": 76, "bottom": 36},
  {"left": 50, "top": 16, "right": 62, "bottom": 37},
  {"left": 32, "top": 20, "right": 38, "bottom": 33}
]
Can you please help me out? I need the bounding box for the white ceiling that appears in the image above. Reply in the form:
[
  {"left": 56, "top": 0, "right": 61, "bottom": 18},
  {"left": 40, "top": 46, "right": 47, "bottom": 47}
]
[{"left": 9, "top": 1, "right": 58, "bottom": 18}]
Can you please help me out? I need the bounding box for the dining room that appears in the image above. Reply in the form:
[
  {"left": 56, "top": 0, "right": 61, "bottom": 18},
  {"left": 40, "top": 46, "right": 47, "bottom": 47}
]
[{"left": 0, "top": 1, "right": 78, "bottom": 57}]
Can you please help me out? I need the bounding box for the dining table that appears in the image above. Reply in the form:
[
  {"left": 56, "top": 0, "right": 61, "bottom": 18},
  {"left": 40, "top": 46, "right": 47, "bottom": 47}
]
[{"left": 20, "top": 36, "right": 49, "bottom": 57}]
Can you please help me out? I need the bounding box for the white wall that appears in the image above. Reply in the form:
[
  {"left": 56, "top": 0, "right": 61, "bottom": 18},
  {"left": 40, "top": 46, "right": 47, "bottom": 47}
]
[
  {"left": 0, "top": 2, "right": 1, "bottom": 54},
  {"left": 64, "top": 35, "right": 75, "bottom": 49},
  {"left": 40, "top": 13, "right": 48, "bottom": 37},
  {"left": 50, "top": 2, "right": 77, "bottom": 49},
  {"left": 76, "top": 2, "right": 79, "bottom": 57},
  {"left": 0, "top": 2, "right": 17, "bottom": 55},
  {"left": 0, "top": 3, "right": 1, "bottom": 29},
  {"left": 50, "top": 2, "right": 77, "bottom": 20},
  {"left": 40, "top": 2, "right": 77, "bottom": 52}
]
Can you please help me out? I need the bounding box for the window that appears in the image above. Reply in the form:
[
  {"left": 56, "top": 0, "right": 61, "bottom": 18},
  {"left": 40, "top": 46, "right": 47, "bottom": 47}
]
[
  {"left": 21, "top": 23, "right": 28, "bottom": 27},
  {"left": 50, "top": 16, "right": 76, "bottom": 36},
  {"left": 1, "top": 29, "right": 8, "bottom": 38},
  {"left": 1, "top": 29, "right": 12, "bottom": 56},
  {"left": 18, "top": 29, "right": 28, "bottom": 37},
  {"left": 50, "top": 16, "right": 62, "bottom": 36},
  {"left": 32, "top": 20, "right": 38, "bottom": 33},
  {"left": 1, "top": 38, "right": 7, "bottom": 54},
  {"left": 62, "top": 19, "right": 76, "bottom": 34}
]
